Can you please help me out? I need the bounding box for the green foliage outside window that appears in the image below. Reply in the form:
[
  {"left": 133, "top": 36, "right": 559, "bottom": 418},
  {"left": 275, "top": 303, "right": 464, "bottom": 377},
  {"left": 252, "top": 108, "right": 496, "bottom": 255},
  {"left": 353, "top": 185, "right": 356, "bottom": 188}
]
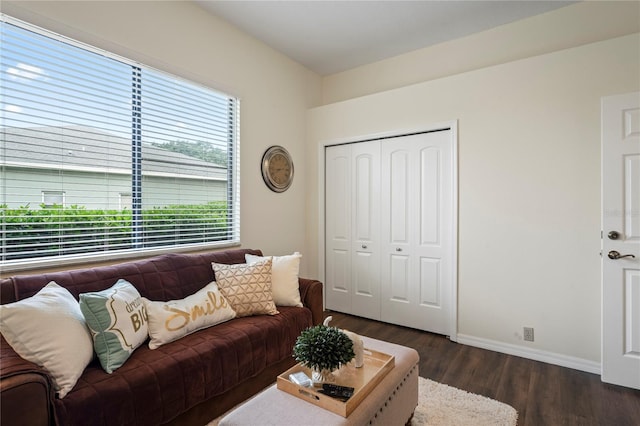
[{"left": 1, "top": 201, "right": 229, "bottom": 260}]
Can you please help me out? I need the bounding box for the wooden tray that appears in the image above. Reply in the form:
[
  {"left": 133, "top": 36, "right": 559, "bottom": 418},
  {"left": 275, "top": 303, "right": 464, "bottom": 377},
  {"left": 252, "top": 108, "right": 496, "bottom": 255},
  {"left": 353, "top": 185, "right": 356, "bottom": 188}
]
[{"left": 276, "top": 348, "right": 395, "bottom": 417}]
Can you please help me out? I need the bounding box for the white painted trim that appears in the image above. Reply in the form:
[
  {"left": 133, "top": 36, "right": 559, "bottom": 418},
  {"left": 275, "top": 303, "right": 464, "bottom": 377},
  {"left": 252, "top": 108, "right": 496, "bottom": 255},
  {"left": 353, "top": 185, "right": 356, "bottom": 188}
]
[
  {"left": 317, "top": 120, "right": 459, "bottom": 339},
  {"left": 448, "top": 121, "right": 459, "bottom": 342},
  {"left": 317, "top": 141, "right": 327, "bottom": 311},
  {"left": 457, "top": 334, "right": 601, "bottom": 375}
]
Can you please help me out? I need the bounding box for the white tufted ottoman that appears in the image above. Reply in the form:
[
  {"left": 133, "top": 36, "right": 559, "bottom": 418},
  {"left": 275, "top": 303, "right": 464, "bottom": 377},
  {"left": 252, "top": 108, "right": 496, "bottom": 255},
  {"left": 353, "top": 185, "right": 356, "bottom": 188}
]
[{"left": 219, "top": 336, "right": 419, "bottom": 426}]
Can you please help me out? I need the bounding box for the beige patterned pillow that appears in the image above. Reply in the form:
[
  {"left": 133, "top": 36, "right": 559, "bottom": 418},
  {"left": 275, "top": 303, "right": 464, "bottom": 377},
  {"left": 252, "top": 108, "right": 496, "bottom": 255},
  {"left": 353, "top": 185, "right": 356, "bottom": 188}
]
[
  {"left": 245, "top": 252, "right": 303, "bottom": 307},
  {"left": 212, "top": 259, "right": 279, "bottom": 317}
]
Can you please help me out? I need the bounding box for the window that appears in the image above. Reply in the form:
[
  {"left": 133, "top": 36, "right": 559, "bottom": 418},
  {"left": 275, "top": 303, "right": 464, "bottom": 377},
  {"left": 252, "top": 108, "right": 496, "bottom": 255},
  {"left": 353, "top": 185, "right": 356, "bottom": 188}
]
[
  {"left": 0, "top": 17, "right": 240, "bottom": 268},
  {"left": 119, "top": 193, "right": 132, "bottom": 211},
  {"left": 41, "top": 191, "right": 65, "bottom": 207}
]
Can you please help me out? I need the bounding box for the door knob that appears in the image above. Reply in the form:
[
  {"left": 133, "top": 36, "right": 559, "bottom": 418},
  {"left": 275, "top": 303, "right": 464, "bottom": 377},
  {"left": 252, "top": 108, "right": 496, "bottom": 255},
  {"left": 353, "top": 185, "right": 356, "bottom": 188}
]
[
  {"left": 607, "top": 231, "right": 620, "bottom": 240},
  {"left": 608, "top": 250, "right": 636, "bottom": 260},
  {"left": 361, "top": 244, "right": 367, "bottom": 249}
]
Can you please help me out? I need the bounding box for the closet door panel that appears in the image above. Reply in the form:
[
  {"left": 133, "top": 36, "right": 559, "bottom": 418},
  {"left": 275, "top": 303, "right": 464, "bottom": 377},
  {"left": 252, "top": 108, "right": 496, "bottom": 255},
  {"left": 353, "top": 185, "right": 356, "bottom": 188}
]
[
  {"left": 325, "top": 145, "right": 352, "bottom": 312},
  {"left": 381, "top": 142, "right": 418, "bottom": 328},
  {"left": 420, "top": 147, "right": 440, "bottom": 246},
  {"left": 389, "top": 150, "right": 411, "bottom": 245},
  {"left": 420, "top": 257, "right": 440, "bottom": 306},
  {"left": 354, "top": 152, "right": 374, "bottom": 241},
  {"left": 414, "top": 133, "right": 454, "bottom": 334},
  {"left": 389, "top": 253, "right": 410, "bottom": 302},
  {"left": 327, "top": 154, "right": 350, "bottom": 242},
  {"left": 351, "top": 141, "right": 381, "bottom": 320},
  {"left": 353, "top": 252, "right": 375, "bottom": 296},
  {"left": 326, "top": 249, "right": 351, "bottom": 312},
  {"left": 381, "top": 130, "right": 454, "bottom": 334}
]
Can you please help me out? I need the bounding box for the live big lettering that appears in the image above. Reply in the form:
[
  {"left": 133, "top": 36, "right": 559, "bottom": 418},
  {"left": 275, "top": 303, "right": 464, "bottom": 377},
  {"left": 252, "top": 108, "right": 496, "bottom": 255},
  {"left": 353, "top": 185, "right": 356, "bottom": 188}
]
[{"left": 125, "top": 296, "right": 148, "bottom": 332}]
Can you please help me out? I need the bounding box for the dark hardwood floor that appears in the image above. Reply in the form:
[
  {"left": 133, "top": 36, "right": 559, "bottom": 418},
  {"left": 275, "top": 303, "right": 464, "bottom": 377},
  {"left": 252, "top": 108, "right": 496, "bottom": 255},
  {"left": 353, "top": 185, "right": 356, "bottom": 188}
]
[{"left": 327, "top": 311, "right": 640, "bottom": 426}]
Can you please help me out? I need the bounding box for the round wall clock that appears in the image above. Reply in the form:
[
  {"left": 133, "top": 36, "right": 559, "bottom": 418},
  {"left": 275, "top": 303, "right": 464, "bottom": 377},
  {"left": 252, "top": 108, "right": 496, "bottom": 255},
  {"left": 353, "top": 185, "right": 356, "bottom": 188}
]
[{"left": 261, "top": 145, "right": 294, "bottom": 192}]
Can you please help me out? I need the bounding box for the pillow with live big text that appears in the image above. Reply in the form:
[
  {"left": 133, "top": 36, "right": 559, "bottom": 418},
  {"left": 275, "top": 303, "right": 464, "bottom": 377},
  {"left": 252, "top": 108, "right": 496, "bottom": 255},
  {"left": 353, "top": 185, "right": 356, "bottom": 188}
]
[{"left": 79, "top": 279, "right": 148, "bottom": 373}]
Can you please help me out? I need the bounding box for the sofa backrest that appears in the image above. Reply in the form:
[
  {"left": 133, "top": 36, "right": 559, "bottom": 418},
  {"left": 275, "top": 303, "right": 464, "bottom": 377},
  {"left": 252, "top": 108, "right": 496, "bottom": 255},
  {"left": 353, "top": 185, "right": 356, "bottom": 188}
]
[{"left": 0, "top": 248, "right": 262, "bottom": 304}]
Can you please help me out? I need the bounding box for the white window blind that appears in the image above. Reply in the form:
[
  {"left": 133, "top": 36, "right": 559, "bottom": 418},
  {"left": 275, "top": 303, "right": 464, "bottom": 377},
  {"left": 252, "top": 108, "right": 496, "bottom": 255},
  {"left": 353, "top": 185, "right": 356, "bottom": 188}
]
[{"left": 0, "top": 17, "right": 240, "bottom": 268}]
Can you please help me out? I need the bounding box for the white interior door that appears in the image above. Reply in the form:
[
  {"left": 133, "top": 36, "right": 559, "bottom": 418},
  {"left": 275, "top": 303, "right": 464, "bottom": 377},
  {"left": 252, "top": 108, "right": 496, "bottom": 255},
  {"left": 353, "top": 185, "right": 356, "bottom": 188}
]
[
  {"left": 380, "top": 130, "right": 455, "bottom": 336},
  {"left": 602, "top": 91, "right": 640, "bottom": 389}
]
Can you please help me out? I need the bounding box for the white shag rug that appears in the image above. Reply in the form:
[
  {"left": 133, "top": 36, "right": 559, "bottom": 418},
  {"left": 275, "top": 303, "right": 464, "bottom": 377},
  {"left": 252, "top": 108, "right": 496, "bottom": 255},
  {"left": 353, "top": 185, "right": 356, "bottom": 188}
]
[
  {"left": 412, "top": 377, "right": 518, "bottom": 426},
  {"left": 209, "top": 377, "right": 518, "bottom": 426}
]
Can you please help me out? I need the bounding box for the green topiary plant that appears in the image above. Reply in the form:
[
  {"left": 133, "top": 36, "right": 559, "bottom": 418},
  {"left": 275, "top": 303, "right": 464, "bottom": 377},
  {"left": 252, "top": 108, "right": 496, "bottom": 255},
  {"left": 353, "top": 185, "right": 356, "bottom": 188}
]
[{"left": 293, "top": 325, "right": 355, "bottom": 373}]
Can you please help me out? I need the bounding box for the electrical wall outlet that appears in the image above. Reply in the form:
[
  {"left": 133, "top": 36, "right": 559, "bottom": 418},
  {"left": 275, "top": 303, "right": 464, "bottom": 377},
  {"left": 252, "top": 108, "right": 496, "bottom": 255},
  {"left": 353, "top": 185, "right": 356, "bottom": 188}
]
[{"left": 524, "top": 327, "right": 534, "bottom": 342}]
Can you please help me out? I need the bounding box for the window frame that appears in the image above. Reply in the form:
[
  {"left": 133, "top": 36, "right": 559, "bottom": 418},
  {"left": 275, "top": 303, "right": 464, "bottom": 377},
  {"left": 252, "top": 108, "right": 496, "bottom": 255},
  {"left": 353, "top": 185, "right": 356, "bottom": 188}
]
[{"left": 0, "top": 15, "right": 241, "bottom": 273}]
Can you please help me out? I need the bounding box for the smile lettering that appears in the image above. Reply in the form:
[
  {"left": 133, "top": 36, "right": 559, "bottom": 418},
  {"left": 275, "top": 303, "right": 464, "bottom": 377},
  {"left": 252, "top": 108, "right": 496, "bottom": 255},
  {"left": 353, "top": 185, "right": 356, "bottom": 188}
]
[{"left": 164, "top": 291, "right": 229, "bottom": 332}]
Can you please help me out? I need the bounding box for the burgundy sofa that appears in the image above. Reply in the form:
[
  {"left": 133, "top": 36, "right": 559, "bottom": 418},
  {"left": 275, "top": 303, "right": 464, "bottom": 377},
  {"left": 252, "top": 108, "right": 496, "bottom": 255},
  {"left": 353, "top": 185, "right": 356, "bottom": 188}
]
[{"left": 0, "top": 249, "right": 323, "bottom": 426}]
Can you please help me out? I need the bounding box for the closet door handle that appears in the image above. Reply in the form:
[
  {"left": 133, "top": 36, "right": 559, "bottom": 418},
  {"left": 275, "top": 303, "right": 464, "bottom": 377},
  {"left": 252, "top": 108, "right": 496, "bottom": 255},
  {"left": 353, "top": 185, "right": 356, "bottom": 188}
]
[
  {"left": 395, "top": 247, "right": 402, "bottom": 252},
  {"left": 362, "top": 244, "right": 368, "bottom": 249}
]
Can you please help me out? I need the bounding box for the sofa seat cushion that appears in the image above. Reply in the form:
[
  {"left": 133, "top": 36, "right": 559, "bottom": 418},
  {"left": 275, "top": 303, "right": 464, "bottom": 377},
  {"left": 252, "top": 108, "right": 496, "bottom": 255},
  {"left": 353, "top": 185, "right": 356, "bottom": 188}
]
[{"left": 52, "top": 306, "right": 312, "bottom": 426}]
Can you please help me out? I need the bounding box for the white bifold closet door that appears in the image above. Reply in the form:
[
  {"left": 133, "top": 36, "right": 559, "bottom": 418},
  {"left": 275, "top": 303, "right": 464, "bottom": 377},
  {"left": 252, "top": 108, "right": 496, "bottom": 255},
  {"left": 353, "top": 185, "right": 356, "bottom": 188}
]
[
  {"left": 325, "top": 140, "right": 382, "bottom": 320},
  {"left": 379, "top": 131, "right": 454, "bottom": 334},
  {"left": 325, "top": 129, "right": 455, "bottom": 336}
]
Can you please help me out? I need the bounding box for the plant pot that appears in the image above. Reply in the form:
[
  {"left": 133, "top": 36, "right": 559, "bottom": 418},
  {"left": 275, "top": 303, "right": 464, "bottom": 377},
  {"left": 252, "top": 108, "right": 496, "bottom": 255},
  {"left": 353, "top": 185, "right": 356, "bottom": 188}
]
[{"left": 311, "top": 368, "right": 335, "bottom": 387}]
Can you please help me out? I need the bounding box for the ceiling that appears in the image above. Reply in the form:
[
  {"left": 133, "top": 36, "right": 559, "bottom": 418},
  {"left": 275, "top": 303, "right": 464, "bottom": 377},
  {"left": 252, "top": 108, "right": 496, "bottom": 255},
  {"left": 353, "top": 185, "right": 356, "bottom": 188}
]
[{"left": 196, "top": 1, "right": 575, "bottom": 75}]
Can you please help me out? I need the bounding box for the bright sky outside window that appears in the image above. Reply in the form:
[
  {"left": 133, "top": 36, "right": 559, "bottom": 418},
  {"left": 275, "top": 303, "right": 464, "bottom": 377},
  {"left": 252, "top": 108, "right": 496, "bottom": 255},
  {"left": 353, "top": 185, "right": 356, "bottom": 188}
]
[{"left": 0, "top": 16, "right": 240, "bottom": 269}]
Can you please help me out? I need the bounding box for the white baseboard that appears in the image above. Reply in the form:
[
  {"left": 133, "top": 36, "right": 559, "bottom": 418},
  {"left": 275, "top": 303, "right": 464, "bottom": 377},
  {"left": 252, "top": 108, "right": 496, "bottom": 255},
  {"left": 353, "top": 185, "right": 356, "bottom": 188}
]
[{"left": 456, "top": 334, "right": 601, "bottom": 375}]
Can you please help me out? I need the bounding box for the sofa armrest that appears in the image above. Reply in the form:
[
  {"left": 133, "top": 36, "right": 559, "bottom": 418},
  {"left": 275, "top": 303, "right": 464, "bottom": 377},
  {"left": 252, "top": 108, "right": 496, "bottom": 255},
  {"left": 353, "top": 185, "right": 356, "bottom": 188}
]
[
  {"left": 1, "top": 337, "right": 53, "bottom": 426},
  {"left": 298, "top": 277, "right": 324, "bottom": 326}
]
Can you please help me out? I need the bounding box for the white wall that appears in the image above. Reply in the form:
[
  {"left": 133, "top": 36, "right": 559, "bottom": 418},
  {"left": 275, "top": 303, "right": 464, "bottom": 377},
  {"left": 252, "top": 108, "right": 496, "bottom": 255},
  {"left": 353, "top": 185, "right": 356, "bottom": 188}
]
[
  {"left": 307, "top": 30, "right": 640, "bottom": 367},
  {"left": 322, "top": 1, "right": 640, "bottom": 104},
  {"left": 1, "top": 1, "right": 322, "bottom": 276}
]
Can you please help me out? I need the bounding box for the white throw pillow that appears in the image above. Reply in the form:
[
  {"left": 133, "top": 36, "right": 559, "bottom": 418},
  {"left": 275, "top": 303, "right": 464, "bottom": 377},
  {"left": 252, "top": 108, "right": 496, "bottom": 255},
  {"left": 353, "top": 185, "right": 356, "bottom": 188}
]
[
  {"left": 0, "top": 282, "right": 94, "bottom": 398},
  {"left": 79, "top": 279, "right": 148, "bottom": 373},
  {"left": 144, "top": 281, "right": 236, "bottom": 350},
  {"left": 245, "top": 252, "right": 303, "bottom": 307}
]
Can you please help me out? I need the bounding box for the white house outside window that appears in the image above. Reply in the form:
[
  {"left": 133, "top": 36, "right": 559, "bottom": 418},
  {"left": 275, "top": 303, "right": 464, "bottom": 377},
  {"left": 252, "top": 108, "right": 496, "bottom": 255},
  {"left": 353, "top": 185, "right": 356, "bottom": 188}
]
[{"left": 0, "top": 16, "right": 240, "bottom": 269}]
